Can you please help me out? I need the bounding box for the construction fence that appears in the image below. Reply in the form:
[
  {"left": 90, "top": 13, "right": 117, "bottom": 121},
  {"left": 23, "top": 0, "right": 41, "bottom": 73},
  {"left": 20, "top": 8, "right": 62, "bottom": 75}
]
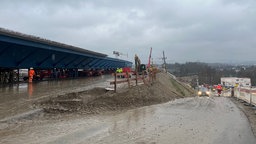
[
  {"left": 234, "top": 87, "right": 256, "bottom": 106},
  {"left": 110, "top": 70, "right": 157, "bottom": 92}
]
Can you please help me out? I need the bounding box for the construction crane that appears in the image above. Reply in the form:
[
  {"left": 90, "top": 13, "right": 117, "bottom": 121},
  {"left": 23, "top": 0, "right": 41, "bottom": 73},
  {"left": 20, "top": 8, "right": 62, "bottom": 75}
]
[{"left": 113, "top": 51, "right": 128, "bottom": 58}]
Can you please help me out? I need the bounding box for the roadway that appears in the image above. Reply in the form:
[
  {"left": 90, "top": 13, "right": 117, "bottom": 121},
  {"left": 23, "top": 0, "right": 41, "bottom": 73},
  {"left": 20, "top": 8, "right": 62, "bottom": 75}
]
[{"left": 1, "top": 96, "right": 255, "bottom": 144}]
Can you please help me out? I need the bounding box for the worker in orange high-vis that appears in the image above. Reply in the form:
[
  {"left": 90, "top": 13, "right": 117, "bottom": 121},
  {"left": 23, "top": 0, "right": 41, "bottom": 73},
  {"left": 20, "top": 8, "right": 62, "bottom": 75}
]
[
  {"left": 216, "top": 84, "right": 222, "bottom": 96},
  {"left": 28, "top": 67, "right": 35, "bottom": 83}
]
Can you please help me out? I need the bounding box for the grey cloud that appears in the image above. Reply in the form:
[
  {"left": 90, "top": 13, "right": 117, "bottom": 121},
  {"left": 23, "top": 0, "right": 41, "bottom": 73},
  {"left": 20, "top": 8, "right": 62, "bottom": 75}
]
[{"left": 0, "top": 0, "right": 256, "bottom": 63}]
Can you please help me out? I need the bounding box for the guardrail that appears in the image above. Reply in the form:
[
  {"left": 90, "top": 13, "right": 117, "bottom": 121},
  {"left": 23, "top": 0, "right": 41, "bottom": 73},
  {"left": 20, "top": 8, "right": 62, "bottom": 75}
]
[{"left": 234, "top": 87, "right": 256, "bottom": 106}]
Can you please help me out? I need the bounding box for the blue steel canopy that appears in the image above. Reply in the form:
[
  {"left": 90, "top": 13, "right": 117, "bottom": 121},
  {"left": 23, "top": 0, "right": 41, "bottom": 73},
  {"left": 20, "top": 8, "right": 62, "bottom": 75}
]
[{"left": 0, "top": 28, "right": 132, "bottom": 69}]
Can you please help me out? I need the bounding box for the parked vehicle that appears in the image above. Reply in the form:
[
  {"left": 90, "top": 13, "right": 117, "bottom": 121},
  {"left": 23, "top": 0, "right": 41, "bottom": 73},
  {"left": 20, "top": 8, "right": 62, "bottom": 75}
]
[
  {"left": 13, "top": 69, "right": 28, "bottom": 81},
  {"left": 17, "top": 69, "right": 51, "bottom": 81}
]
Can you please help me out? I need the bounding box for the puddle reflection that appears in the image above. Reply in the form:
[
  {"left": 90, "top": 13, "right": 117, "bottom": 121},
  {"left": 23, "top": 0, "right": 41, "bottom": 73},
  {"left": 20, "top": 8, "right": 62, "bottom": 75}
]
[
  {"left": 28, "top": 83, "right": 33, "bottom": 98},
  {"left": 110, "top": 107, "right": 156, "bottom": 132}
]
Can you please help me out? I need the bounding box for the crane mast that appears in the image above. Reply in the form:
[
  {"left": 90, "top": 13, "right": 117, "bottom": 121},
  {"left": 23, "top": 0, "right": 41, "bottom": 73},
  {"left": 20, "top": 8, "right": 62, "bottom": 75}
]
[{"left": 147, "top": 47, "right": 152, "bottom": 68}]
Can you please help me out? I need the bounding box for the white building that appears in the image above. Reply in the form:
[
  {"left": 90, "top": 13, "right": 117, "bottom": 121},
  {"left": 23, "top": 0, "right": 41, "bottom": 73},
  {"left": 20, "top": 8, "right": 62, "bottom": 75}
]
[{"left": 221, "top": 77, "right": 251, "bottom": 87}]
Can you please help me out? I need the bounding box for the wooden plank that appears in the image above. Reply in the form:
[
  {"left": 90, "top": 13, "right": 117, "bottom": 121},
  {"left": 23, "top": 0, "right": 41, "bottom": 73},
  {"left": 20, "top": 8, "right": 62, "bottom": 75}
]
[
  {"left": 105, "top": 87, "right": 114, "bottom": 91},
  {"left": 114, "top": 72, "right": 117, "bottom": 92},
  {"left": 110, "top": 79, "right": 128, "bottom": 85}
]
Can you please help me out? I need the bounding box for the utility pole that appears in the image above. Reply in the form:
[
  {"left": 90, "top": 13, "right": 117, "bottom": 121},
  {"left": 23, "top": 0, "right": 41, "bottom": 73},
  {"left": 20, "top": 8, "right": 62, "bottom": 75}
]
[
  {"left": 162, "top": 51, "right": 167, "bottom": 73},
  {"left": 147, "top": 47, "right": 152, "bottom": 68}
]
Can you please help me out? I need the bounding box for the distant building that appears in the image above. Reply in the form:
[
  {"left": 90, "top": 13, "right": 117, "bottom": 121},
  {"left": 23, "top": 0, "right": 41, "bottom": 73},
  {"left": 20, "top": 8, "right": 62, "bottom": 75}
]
[{"left": 221, "top": 77, "right": 251, "bottom": 87}]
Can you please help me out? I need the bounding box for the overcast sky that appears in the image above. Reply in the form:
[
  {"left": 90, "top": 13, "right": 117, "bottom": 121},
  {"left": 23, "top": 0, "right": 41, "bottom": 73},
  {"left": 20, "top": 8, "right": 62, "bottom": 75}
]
[{"left": 0, "top": 0, "right": 256, "bottom": 64}]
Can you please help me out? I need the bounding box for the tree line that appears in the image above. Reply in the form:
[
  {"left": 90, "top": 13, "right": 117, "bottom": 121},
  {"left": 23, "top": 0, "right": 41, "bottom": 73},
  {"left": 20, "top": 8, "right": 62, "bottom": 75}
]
[{"left": 167, "top": 62, "right": 256, "bottom": 87}]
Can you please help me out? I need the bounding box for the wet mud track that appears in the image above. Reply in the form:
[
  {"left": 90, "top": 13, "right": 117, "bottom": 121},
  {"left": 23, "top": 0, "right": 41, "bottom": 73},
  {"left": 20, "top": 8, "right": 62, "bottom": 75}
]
[
  {"left": 1, "top": 96, "right": 255, "bottom": 144},
  {"left": 0, "top": 75, "right": 112, "bottom": 120}
]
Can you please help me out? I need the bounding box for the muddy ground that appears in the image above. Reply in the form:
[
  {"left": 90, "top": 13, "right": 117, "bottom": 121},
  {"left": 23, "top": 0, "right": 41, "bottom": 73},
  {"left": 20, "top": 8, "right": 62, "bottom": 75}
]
[
  {"left": 1, "top": 73, "right": 256, "bottom": 144},
  {"left": 35, "top": 73, "right": 195, "bottom": 114},
  {"left": 2, "top": 96, "right": 256, "bottom": 144}
]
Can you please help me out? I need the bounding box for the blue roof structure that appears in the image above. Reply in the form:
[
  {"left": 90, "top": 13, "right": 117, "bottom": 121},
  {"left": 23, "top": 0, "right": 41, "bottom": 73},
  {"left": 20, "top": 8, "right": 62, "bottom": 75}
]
[{"left": 0, "top": 28, "right": 132, "bottom": 69}]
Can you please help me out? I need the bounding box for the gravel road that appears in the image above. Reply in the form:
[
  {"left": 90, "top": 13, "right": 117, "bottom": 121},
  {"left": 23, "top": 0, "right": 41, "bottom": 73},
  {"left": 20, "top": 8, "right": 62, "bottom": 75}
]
[{"left": 1, "top": 96, "right": 255, "bottom": 144}]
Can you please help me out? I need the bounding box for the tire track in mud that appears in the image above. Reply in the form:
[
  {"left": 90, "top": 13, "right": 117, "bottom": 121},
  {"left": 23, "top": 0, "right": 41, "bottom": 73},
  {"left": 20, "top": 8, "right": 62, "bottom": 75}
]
[
  {"left": 80, "top": 97, "right": 256, "bottom": 144},
  {"left": 1, "top": 97, "right": 256, "bottom": 144}
]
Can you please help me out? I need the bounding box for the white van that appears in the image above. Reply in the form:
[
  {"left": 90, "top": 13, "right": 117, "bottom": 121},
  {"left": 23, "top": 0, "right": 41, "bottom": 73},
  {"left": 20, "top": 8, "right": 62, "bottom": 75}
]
[{"left": 14, "top": 69, "right": 28, "bottom": 81}]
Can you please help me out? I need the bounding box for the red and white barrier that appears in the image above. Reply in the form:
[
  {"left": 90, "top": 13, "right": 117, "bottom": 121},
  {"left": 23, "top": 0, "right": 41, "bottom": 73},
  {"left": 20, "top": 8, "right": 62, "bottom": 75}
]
[{"left": 235, "top": 87, "right": 256, "bottom": 106}]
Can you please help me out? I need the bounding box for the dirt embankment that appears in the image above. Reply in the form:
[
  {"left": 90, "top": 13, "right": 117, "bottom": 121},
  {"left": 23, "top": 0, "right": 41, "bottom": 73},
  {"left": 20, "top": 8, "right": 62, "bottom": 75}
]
[{"left": 36, "top": 72, "right": 195, "bottom": 114}]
